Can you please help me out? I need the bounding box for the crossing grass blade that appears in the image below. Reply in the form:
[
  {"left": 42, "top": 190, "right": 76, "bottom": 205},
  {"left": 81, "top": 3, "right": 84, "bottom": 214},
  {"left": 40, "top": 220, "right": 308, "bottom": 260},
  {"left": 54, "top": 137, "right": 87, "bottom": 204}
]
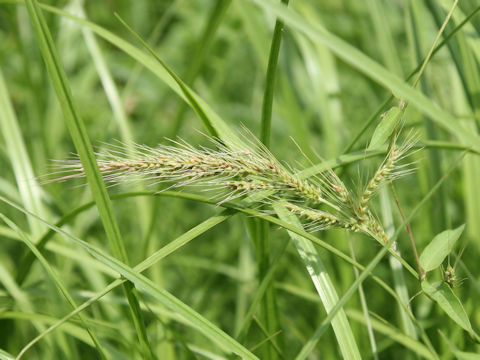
[
  {"left": 0, "top": 214, "right": 108, "bottom": 360},
  {"left": 23, "top": 1, "right": 154, "bottom": 358},
  {"left": 249, "top": 0, "right": 480, "bottom": 152},
  {"left": 0, "top": 196, "right": 258, "bottom": 360},
  {"left": 274, "top": 202, "right": 361, "bottom": 360}
]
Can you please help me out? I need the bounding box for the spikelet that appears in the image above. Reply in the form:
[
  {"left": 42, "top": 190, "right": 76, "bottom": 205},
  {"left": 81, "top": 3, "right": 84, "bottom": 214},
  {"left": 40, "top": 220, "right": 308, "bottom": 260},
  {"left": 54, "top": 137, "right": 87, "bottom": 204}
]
[{"left": 45, "top": 129, "right": 418, "bottom": 243}]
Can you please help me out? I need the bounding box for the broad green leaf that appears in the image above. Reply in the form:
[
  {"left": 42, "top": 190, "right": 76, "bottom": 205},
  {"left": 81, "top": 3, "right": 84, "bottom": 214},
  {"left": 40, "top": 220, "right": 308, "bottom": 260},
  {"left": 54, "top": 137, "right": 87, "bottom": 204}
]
[
  {"left": 368, "top": 106, "right": 402, "bottom": 150},
  {"left": 422, "top": 280, "right": 473, "bottom": 334},
  {"left": 419, "top": 225, "right": 465, "bottom": 272}
]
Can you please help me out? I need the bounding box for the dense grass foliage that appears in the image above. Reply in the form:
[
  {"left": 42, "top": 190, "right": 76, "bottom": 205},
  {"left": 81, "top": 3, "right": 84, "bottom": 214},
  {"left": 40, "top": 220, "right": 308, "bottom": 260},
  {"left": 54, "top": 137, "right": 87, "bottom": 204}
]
[{"left": 1, "top": 1, "right": 479, "bottom": 359}]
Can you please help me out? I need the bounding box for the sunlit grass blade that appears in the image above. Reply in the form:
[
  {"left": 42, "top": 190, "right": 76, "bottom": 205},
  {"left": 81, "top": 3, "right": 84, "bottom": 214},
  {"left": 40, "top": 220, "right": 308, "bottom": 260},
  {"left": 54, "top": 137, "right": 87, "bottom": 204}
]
[
  {"left": 249, "top": 0, "right": 480, "bottom": 152},
  {"left": 295, "top": 152, "right": 465, "bottom": 360},
  {"left": 23, "top": 1, "right": 154, "bottom": 358},
  {"left": 274, "top": 202, "right": 361, "bottom": 360},
  {"left": 0, "top": 67, "right": 46, "bottom": 236}
]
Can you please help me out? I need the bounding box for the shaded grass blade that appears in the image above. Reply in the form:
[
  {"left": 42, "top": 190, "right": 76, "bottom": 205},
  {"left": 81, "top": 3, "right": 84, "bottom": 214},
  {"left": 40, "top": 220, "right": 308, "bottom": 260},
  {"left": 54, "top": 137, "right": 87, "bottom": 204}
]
[
  {"left": 0, "top": 214, "right": 108, "bottom": 360},
  {"left": 0, "top": 197, "right": 258, "bottom": 360}
]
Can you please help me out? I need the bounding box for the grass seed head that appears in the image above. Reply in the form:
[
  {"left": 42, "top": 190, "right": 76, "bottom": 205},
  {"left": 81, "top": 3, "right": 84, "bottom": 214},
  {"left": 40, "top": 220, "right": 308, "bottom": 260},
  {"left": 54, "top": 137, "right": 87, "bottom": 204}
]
[{"left": 45, "top": 130, "right": 418, "bottom": 243}]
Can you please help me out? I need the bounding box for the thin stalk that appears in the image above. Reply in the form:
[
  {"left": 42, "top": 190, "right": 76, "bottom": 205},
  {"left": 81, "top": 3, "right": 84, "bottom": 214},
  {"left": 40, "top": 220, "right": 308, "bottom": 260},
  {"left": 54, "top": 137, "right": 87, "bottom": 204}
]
[
  {"left": 411, "top": 0, "right": 459, "bottom": 89},
  {"left": 257, "top": 1, "right": 289, "bottom": 357},
  {"left": 391, "top": 184, "right": 423, "bottom": 281}
]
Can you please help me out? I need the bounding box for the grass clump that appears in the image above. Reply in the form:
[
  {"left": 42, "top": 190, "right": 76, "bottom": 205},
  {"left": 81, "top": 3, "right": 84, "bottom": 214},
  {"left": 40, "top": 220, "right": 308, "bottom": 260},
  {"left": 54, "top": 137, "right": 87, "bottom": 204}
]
[{"left": 1, "top": 1, "right": 480, "bottom": 359}]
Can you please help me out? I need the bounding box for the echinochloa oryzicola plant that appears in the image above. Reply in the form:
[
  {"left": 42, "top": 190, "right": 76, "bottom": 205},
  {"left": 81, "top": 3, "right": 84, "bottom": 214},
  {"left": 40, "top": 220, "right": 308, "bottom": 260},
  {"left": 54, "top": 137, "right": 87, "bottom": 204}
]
[{"left": 48, "top": 129, "right": 418, "bottom": 245}]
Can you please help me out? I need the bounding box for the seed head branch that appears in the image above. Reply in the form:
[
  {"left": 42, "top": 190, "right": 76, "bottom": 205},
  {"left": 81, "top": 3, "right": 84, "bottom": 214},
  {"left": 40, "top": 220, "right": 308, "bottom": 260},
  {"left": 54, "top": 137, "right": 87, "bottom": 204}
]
[{"left": 46, "top": 131, "right": 418, "bottom": 243}]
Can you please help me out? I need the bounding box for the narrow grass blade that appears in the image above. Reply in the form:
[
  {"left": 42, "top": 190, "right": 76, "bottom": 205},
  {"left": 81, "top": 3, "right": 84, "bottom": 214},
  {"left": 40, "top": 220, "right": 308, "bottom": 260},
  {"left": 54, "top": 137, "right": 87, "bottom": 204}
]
[
  {"left": 23, "top": 1, "right": 153, "bottom": 358},
  {"left": 249, "top": 0, "right": 480, "bottom": 152},
  {"left": 379, "top": 188, "right": 418, "bottom": 342},
  {"left": 1, "top": 197, "right": 258, "bottom": 360},
  {"left": 260, "top": 0, "right": 289, "bottom": 147},
  {"left": 72, "top": 1, "right": 152, "bottom": 257},
  {"left": 0, "top": 348, "right": 15, "bottom": 360},
  {"left": 0, "top": 67, "right": 45, "bottom": 236},
  {"left": 0, "top": 214, "right": 108, "bottom": 360},
  {"left": 274, "top": 202, "right": 361, "bottom": 360},
  {"left": 256, "top": 2, "right": 290, "bottom": 355},
  {"left": 114, "top": 13, "right": 219, "bottom": 139},
  {"left": 171, "top": 0, "right": 233, "bottom": 135}
]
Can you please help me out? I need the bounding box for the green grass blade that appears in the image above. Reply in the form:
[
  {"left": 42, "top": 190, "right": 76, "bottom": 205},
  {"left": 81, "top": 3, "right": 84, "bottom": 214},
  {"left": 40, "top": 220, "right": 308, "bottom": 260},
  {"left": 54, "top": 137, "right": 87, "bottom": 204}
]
[
  {"left": 0, "top": 67, "right": 45, "bottom": 236},
  {"left": 379, "top": 189, "right": 418, "bottom": 342},
  {"left": 0, "top": 197, "right": 258, "bottom": 360},
  {"left": 260, "top": 0, "right": 289, "bottom": 147},
  {"left": 0, "top": 348, "right": 15, "bottom": 360},
  {"left": 256, "top": 2, "right": 289, "bottom": 356},
  {"left": 73, "top": 2, "right": 152, "bottom": 260},
  {"left": 171, "top": 0, "right": 232, "bottom": 135},
  {"left": 0, "top": 214, "right": 108, "bottom": 360},
  {"left": 23, "top": 1, "right": 154, "bottom": 358},
  {"left": 274, "top": 203, "right": 361, "bottom": 360},
  {"left": 249, "top": 0, "right": 480, "bottom": 152}
]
